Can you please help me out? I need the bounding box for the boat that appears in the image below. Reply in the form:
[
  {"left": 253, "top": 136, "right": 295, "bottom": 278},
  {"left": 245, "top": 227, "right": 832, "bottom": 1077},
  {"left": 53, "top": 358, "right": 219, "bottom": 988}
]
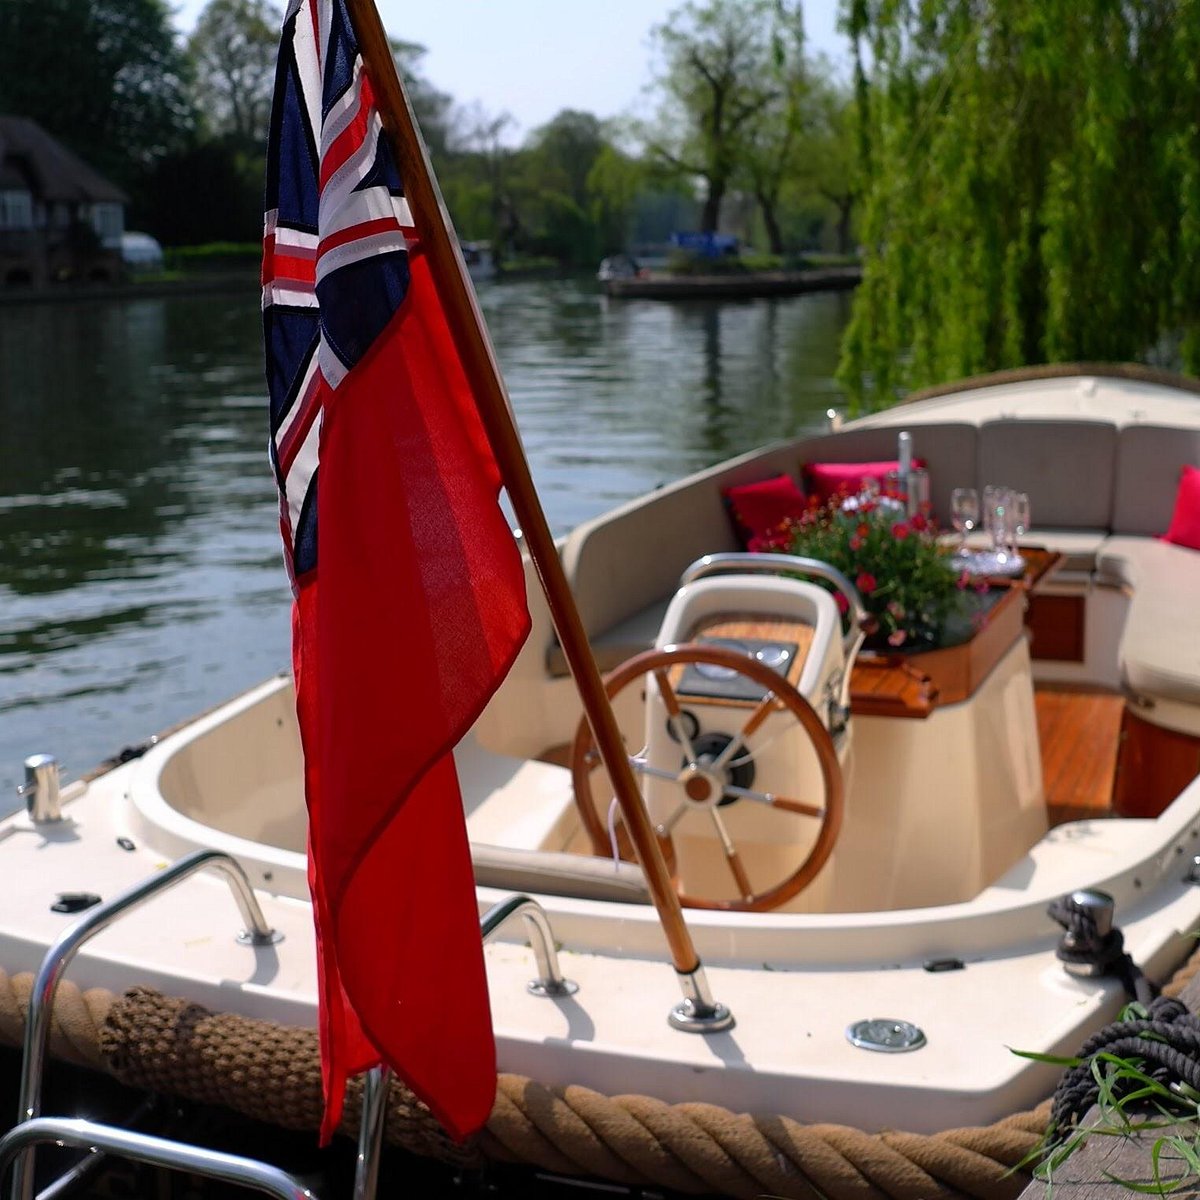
[
  {"left": 601, "top": 263, "right": 863, "bottom": 299},
  {"left": 5, "top": 363, "right": 1200, "bottom": 1195},
  {"left": 460, "top": 240, "right": 496, "bottom": 283}
]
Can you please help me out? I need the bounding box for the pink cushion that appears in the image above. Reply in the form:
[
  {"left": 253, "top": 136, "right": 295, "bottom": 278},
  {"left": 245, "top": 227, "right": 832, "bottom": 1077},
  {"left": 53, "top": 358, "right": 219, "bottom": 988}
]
[
  {"left": 1163, "top": 463, "right": 1200, "bottom": 551},
  {"left": 804, "top": 458, "right": 925, "bottom": 502},
  {"left": 723, "top": 474, "right": 807, "bottom": 547}
]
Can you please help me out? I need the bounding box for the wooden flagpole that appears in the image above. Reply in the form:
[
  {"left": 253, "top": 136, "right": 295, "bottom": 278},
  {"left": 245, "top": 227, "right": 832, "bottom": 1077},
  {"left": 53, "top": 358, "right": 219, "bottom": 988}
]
[{"left": 344, "top": 0, "right": 728, "bottom": 1021}]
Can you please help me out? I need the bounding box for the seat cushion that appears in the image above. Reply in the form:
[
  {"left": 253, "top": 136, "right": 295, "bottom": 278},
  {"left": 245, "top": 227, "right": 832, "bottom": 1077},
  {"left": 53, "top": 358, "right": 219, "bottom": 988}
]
[
  {"left": 803, "top": 458, "right": 925, "bottom": 503},
  {"left": 471, "top": 843, "right": 649, "bottom": 904},
  {"left": 978, "top": 419, "right": 1117, "bottom": 528},
  {"left": 723, "top": 474, "right": 807, "bottom": 548},
  {"left": 1113, "top": 425, "right": 1200, "bottom": 535},
  {"left": 1164, "top": 464, "right": 1200, "bottom": 551},
  {"left": 1098, "top": 536, "right": 1200, "bottom": 706}
]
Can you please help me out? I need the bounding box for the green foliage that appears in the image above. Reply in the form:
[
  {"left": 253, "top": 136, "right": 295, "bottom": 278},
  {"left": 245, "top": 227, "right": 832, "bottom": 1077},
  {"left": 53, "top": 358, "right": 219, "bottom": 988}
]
[
  {"left": 133, "top": 141, "right": 263, "bottom": 245},
  {"left": 646, "top": 0, "right": 798, "bottom": 233},
  {"left": 391, "top": 39, "right": 453, "bottom": 159},
  {"left": 776, "top": 496, "right": 967, "bottom": 647},
  {"left": 840, "top": 0, "right": 1200, "bottom": 410},
  {"left": 188, "top": 0, "right": 281, "bottom": 148},
  {"left": 0, "top": 0, "right": 195, "bottom": 187},
  {"left": 162, "top": 242, "right": 260, "bottom": 268}
]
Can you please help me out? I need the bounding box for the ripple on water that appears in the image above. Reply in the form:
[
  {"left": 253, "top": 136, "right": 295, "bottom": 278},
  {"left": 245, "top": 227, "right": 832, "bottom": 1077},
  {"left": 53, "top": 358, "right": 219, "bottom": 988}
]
[{"left": 0, "top": 280, "right": 850, "bottom": 792}]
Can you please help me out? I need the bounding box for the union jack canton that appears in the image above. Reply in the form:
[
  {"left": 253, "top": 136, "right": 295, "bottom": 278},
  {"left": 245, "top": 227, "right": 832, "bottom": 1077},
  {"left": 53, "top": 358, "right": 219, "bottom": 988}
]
[{"left": 263, "top": 0, "right": 414, "bottom": 585}]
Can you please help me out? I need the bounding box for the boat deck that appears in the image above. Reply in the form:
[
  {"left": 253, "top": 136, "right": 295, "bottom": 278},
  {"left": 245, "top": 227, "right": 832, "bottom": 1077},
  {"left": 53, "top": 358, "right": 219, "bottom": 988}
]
[
  {"left": 1036, "top": 684, "right": 1123, "bottom": 826},
  {"left": 544, "top": 682, "right": 1125, "bottom": 828}
]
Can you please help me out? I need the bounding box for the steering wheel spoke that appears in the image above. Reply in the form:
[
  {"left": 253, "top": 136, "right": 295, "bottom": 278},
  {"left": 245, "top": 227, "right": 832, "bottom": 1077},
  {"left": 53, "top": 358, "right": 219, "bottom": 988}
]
[
  {"left": 570, "top": 643, "right": 844, "bottom": 912},
  {"left": 709, "top": 809, "right": 755, "bottom": 902}
]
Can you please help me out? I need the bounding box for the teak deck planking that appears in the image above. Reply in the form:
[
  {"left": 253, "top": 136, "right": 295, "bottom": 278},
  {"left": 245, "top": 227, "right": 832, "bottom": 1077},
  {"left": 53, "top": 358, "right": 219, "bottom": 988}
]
[{"left": 1036, "top": 686, "right": 1123, "bottom": 824}]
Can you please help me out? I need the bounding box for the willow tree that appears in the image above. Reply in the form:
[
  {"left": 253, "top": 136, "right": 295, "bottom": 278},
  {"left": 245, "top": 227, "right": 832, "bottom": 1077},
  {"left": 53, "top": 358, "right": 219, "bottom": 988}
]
[{"left": 839, "top": 0, "right": 1200, "bottom": 409}]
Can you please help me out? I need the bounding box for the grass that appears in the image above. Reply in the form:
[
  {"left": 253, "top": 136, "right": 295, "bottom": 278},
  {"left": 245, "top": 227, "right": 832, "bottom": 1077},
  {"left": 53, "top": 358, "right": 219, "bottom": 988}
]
[{"left": 1016, "top": 1004, "right": 1200, "bottom": 1195}]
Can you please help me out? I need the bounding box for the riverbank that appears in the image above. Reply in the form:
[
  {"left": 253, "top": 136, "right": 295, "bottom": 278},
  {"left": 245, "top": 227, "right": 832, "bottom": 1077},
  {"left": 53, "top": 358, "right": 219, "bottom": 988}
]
[
  {"left": 602, "top": 264, "right": 862, "bottom": 300},
  {"left": 0, "top": 271, "right": 258, "bottom": 307}
]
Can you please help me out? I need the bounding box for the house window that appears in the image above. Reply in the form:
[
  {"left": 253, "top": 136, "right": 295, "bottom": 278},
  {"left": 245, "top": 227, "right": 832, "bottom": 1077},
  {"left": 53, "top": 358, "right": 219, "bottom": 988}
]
[
  {"left": 90, "top": 202, "right": 123, "bottom": 247},
  {"left": 0, "top": 189, "right": 33, "bottom": 229}
]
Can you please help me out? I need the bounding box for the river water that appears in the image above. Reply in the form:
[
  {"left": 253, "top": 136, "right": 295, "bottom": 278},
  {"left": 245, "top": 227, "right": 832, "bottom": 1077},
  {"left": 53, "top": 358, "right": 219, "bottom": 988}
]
[{"left": 0, "top": 277, "right": 850, "bottom": 800}]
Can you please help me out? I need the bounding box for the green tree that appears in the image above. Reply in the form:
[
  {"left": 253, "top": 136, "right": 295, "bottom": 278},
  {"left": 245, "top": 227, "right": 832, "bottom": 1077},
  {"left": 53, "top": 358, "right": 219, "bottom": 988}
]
[
  {"left": 527, "top": 110, "right": 607, "bottom": 209},
  {"left": 188, "top": 0, "right": 281, "bottom": 148},
  {"left": 391, "top": 40, "right": 453, "bottom": 159},
  {"left": 807, "top": 78, "right": 857, "bottom": 256},
  {"left": 840, "top": 0, "right": 1200, "bottom": 410},
  {"left": 644, "top": 0, "right": 787, "bottom": 232},
  {"left": 0, "top": 0, "right": 194, "bottom": 187},
  {"left": 738, "top": 2, "right": 807, "bottom": 253},
  {"left": 587, "top": 143, "right": 646, "bottom": 255}
]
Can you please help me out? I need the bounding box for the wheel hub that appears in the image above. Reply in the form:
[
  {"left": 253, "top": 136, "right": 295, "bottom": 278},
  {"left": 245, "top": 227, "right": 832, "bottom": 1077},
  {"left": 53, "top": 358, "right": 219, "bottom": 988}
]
[{"left": 679, "top": 732, "right": 755, "bottom": 807}]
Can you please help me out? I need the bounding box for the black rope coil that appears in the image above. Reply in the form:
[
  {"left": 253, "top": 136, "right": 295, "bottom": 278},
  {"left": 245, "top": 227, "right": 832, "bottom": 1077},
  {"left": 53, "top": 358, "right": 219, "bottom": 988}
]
[{"left": 1051, "top": 996, "right": 1200, "bottom": 1132}]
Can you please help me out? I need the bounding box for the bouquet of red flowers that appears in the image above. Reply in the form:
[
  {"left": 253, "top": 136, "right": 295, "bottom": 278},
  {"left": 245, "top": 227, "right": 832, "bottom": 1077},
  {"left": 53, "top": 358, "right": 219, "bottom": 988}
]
[{"left": 759, "top": 493, "right": 971, "bottom": 648}]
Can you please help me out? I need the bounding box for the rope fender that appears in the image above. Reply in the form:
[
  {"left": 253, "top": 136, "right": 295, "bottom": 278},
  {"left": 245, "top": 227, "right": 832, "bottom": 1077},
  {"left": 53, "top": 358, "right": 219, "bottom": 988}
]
[
  {"left": 0, "top": 967, "right": 1060, "bottom": 1199},
  {"left": 0, "top": 947, "right": 1195, "bottom": 1197}
]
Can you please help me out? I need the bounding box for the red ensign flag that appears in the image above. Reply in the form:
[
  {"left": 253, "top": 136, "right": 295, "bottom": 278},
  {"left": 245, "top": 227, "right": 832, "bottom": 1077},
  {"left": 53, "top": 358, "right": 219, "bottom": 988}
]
[{"left": 263, "top": 0, "right": 530, "bottom": 1141}]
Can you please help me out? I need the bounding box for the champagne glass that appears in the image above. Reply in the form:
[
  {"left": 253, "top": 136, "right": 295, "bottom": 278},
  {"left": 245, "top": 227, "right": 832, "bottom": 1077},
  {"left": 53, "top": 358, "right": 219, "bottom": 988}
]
[
  {"left": 983, "top": 485, "right": 1011, "bottom": 561},
  {"left": 950, "top": 487, "right": 979, "bottom": 555},
  {"left": 1012, "top": 492, "right": 1030, "bottom": 551}
]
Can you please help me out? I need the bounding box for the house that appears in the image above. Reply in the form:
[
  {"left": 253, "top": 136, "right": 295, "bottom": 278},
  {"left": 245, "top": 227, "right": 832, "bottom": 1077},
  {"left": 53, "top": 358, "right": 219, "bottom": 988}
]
[{"left": 0, "top": 115, "right": 128, "bottom": 288}]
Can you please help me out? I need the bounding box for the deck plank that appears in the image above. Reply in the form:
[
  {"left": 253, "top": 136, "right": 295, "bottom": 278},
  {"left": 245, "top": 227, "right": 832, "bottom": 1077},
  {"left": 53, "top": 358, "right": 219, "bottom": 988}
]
[{"left": 1036, "top": 687, "right": 1123, "bottom": 825}]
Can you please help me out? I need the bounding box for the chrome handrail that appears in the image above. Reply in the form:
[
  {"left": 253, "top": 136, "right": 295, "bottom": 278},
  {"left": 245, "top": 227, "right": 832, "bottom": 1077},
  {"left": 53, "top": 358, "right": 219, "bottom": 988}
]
[
  {"left": 480, "top": 894, "right": 578, "bottom": 997},
  {"left": 679, "top": 552, "right": 868, "bottom": 714},
  {"left": 13, "top": 849, "right": 282, "bottom": 1200},
  {"left": 0, "top": 1118, "right": 315, "bottom": 1200}
]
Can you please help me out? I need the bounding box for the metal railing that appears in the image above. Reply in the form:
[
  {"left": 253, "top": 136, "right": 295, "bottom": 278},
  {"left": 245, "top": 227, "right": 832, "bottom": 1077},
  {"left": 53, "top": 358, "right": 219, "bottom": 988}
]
[
  {"left": 12, "top": 849, "right": 282, "bottom": 1200},
  {"left": 480, "top": 894, "right": 578, "bottom": 996},
  {"left": 0, "top": 1119, "right": 314, "bottom": 1200},
  {"left": 9, "top": 873, "right": 578, "bottom": 1200}
]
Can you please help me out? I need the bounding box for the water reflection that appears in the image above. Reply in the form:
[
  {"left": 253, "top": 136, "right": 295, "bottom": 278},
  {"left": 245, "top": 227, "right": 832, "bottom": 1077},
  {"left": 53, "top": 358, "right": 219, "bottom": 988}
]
[{"left": 0, "top": 278, "right": 849, "bottom": 793}]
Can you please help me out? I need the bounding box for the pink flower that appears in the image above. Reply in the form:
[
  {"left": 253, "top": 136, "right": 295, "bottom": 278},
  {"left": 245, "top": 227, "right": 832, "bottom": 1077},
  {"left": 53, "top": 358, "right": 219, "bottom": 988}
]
[
  {"left": 888, "top": 629, "right": 907, "bottom": 646},
  {"left": 891, "top": 522, "right": 910, "bottom": 540},
  {"left": 856, "top": 571, "right": 877, "bottom": 595},
  {"left": 849, "top": 535, "right": 863, "bottom": 551},
  {"left": 834, "top": 591, "right": 849, "bottom": 614},
  {"left": 887, "top": 601, "right": 906, "bottom": 620},
  {"left": 957, "top": 570, "right": 971, "bottom": 590}
]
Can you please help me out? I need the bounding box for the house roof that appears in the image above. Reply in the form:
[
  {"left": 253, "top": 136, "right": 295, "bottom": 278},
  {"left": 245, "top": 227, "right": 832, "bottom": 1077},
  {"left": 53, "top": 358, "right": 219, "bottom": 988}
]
[{"left": 0, "top": 115, "right": 128, "bottom": 205}]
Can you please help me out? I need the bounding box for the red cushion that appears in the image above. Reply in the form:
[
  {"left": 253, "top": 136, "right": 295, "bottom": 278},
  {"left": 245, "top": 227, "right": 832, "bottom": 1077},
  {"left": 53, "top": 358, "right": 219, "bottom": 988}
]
[
  {"left": 1163, "top": 463, "right": 1200, "bottom": 550},
  {"left": 804, "top": 458, "right": 925, "bottom": 502},
  {"left": 723, "top": 474, "right": 807, "bottom": 547}
]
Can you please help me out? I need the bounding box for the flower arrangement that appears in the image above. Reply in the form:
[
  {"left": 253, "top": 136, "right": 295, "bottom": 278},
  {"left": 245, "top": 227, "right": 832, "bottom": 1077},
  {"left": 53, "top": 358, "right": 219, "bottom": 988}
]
[{"left": 756, "top": 493, "right": 973, "bottom": 649}]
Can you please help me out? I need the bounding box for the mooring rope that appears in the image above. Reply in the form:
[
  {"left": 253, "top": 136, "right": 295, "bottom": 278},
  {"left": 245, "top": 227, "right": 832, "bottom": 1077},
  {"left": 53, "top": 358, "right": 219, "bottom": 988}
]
[
  {"left": 0, "top": 970, "right": 112, "bottom": 1070},
  {"left": 0, "top": 965, "right": 1053, "bottom": 1199},
  {"left": 6, "top": 944, "right": 1200, "bottom": 1197},
  {"left": 1050, "top": 995, "right": 1200, "bottom": 1134}
]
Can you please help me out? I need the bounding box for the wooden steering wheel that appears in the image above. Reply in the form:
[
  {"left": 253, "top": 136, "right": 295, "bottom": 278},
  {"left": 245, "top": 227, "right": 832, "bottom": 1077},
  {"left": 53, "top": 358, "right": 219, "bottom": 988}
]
[{"left": 570, "top": 643, "right": 844, "bottom": 912}]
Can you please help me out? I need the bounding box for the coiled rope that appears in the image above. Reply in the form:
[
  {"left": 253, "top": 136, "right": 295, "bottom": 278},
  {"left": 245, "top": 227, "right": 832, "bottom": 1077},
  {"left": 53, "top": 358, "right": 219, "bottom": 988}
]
[
  {"left": 1051, "top": 995, "right": 1200, "bottom": 1134},
  {"left": 1, "top": 951, "right": 1198, "bottom": 1198}
]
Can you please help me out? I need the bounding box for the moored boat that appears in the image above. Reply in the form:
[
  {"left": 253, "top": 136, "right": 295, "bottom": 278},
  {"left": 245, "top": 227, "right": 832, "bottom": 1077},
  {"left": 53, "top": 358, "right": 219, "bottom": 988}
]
[{"left": 5, "top": 363, "right": 1200, "bottom": 1194}]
